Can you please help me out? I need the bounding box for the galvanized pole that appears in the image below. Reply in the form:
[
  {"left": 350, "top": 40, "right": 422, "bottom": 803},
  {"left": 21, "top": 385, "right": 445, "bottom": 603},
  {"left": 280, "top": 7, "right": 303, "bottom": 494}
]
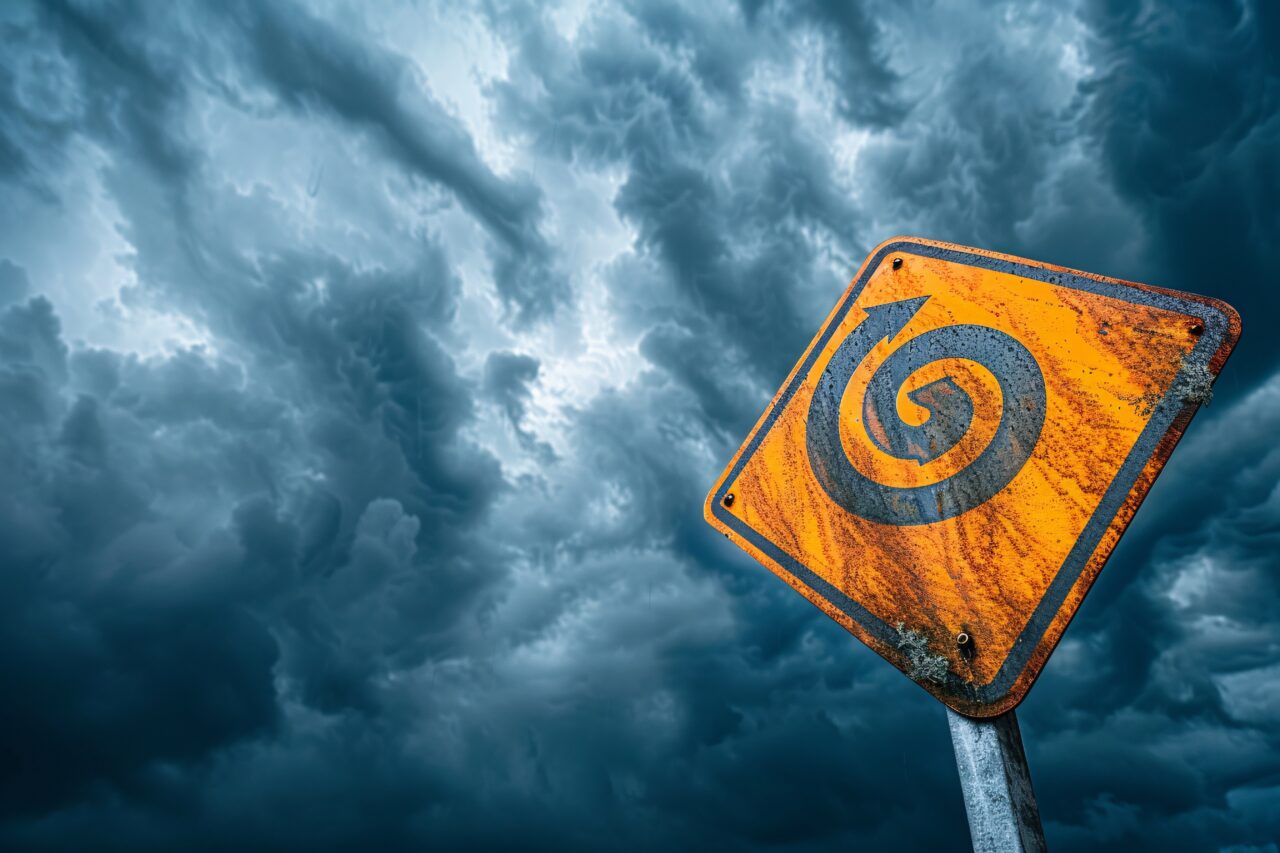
[{"left": 947, "top": 709, "right": 1047, "bottom": 852}]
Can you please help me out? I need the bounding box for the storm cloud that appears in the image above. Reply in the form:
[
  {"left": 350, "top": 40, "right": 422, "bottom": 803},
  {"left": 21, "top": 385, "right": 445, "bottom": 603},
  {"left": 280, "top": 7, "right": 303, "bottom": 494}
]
[{"left": 0, "top": 0, "right": 1277, "bottom": 850}]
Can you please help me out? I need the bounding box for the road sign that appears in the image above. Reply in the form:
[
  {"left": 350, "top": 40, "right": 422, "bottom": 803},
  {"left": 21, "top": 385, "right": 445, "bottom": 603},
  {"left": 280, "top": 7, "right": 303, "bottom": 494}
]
[{"left": 705, "top": 237, "right": 1240, "bottom": 716}]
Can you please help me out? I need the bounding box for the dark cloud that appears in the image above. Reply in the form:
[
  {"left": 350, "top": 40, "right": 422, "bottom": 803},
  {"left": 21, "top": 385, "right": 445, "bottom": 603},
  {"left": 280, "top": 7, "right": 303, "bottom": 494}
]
[
  {"left": 782, "top": 0, "right": 908, "bottom": 127},
  {"left": 0, "top": 259, "right": 30, "bottom": 305},
  {"left": 221, "top": 0, "right": 566, "bottom": 324},
  {"left": 0, "top": 294, "right": 279, "bottom": 816},
  {"left": 0, "top": 0, "right": 1277, "bottom": 850},
  {"left": 483, "top": 350, "right": 554, "bottom": 459}
]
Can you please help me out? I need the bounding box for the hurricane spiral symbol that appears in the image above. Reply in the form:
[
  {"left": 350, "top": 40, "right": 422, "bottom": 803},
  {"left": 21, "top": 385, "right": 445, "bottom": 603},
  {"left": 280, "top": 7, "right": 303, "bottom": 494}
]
[{"left": 805, "top": 296, "right": 1046, "bottom": 525}]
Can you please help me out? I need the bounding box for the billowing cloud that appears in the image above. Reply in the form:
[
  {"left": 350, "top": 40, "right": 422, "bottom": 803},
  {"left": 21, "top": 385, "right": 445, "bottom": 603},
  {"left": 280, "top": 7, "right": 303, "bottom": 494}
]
[{"left": 0, "top": 0, "right": 1276, "bottom": 850}]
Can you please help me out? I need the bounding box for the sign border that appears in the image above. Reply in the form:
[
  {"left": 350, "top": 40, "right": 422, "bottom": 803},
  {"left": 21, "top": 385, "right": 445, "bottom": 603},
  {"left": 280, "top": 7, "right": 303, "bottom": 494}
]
[{"left": 705, "top": 237, "right": 1241, "bottom": 717}]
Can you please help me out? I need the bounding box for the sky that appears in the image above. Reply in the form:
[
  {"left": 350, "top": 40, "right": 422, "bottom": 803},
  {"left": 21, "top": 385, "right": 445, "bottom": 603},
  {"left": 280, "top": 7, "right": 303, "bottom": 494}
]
[{"left": 0, "top": 0, "right": 1277, "bottom": 850}]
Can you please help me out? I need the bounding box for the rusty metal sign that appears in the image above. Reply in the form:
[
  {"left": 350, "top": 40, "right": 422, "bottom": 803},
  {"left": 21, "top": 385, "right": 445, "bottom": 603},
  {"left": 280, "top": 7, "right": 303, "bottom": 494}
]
[{"left": 705, "top": 237, "right": 1241, "bottom": 717}]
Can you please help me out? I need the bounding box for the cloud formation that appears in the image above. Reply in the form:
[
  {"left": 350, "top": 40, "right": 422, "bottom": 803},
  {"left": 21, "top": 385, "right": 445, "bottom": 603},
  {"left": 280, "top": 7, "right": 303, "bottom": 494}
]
[{"left": 0, "top": 0, "right": 1276, "bottom": 850}]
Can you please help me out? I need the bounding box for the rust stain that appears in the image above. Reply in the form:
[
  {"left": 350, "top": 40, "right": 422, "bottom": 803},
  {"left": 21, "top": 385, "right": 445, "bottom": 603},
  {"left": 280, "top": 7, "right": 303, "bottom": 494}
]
[{"left": 704, "top": 236, "right": 1242, "bottom": 717}]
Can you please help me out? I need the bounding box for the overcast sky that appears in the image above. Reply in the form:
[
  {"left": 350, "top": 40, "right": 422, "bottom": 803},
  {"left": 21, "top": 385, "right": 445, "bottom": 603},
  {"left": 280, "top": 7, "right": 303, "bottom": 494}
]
[{"left": 1, "top": 1, "right": 1278, "bottom": 850}]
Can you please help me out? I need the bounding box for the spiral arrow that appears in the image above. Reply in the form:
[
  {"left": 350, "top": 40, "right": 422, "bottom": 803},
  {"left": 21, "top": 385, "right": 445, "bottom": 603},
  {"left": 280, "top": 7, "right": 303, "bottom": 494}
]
[{"left": 805, "top": 296, "right": 1046, "bottom": 526}]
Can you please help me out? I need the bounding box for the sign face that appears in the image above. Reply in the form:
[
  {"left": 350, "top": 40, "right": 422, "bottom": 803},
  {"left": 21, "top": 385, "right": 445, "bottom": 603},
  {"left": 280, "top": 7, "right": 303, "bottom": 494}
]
[{"left": 705, "top": 237, "right": 1240, "bottom": 717}]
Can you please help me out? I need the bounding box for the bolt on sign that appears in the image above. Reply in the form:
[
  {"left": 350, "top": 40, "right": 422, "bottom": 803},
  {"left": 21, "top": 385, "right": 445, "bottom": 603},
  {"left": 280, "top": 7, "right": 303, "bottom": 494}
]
[{"left": 705, "top": 237, "right": 1241, "bottom": 717}]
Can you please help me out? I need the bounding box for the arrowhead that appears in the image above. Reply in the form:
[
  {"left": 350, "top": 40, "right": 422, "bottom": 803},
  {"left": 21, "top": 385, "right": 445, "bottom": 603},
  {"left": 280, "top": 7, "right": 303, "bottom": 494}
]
[{"left": 860, "top": 296, "right": 930, "bottom": 342}]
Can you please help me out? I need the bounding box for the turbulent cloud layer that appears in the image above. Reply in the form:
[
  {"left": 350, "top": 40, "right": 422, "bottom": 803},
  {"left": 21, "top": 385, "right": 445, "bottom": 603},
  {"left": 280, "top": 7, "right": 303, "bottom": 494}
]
[{"left": 0, "top": 0, "right": 1277, "bottom": 849}]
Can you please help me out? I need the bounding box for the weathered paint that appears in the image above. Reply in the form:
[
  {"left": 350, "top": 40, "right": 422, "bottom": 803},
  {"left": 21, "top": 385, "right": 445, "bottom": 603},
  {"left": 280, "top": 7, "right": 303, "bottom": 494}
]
[{"left": 704, "top": 237, "right": 1241, "bottom": 717}]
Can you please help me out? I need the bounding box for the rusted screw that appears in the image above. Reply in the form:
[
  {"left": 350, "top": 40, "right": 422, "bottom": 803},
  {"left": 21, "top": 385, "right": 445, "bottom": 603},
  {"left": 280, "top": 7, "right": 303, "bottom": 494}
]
[
  {"left": 723, "top": 493, "right": 735, "bottom": 507},
  {"left": 1189, "top": 323, "right": 1204, "bottom": 336},
  {"left": 956, "top": 632, "right": 971, "bottom": 648},
  {"left": 892, "top": 257, "right": 903, "bottom": 270}
]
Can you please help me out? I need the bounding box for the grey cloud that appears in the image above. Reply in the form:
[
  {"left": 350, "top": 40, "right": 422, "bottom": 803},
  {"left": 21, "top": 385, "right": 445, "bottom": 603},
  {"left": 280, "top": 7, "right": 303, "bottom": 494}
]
[
  {"left": 0, "top": 297, "right": 281, "bottom": 815},
  {"left": 34, "top": 0, "right": 562, "bottom": 325},
  {"left": 783, "top": 0, "right": 908, "bottom": 127},
  {"left": 0, "top": 28, "right": 511, "bottom": 816},
  {"left": 0, "top": 258, "right": 30, "bottom": 305},
  {"left": 483, "top": 349, "right": 554, "bottom": 459},
  {"left": 499, "top": 14, "right": 867, "bottom": 425},
  {"left": 221, "top": 0, "right": 565, "bottom": 323},
  {"left": 0, "top": 0, "right": 1277, "bottom": 850}
]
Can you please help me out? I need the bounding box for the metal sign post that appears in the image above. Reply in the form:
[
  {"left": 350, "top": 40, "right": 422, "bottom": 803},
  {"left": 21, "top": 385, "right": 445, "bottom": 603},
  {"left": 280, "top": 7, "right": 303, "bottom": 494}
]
[
  {"left": 948, "top": 709, "right": 1046, "bottom": 852},
  {"left": 703, "top": 237, "right": 1240, "bottom": 846}
]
